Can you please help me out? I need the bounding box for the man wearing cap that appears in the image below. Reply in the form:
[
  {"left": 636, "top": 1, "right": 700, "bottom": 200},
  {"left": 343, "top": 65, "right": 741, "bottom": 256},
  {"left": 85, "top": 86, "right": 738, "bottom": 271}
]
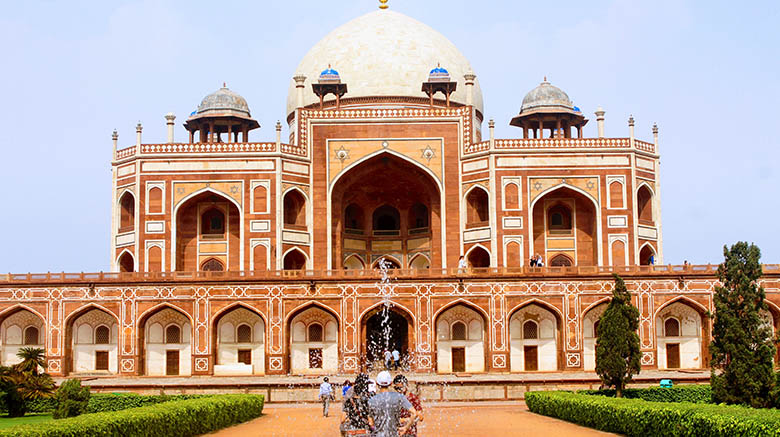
[{"left": 368, "top": 370, "right": 418, "bottom": 437}]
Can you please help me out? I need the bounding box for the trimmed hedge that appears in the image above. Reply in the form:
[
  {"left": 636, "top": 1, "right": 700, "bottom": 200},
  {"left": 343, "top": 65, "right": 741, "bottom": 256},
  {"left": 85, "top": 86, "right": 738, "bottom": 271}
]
[
  {"left": 580, "top": 385, "right": 712, "bottom": 403},
  {"left": 526, "top": 391, "right": 780, "bottom": 437},
  {"left": 13, "top": 393, "right": 206, "bottom": 414},
  {"left": 0, "top": 394, "right": 264, "bottom": 436}
]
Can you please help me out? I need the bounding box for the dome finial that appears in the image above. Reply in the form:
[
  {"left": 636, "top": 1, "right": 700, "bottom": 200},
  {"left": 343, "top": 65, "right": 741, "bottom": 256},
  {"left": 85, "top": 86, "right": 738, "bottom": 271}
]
[
  {"left": 379, "top": 0, "right": 388, "bottom": 9},
  {"left": 222, "top": 82, "right": 226, "bottom": 88},
  {"left": 543, "top": 75, "right": 547, "bottom": 82}
]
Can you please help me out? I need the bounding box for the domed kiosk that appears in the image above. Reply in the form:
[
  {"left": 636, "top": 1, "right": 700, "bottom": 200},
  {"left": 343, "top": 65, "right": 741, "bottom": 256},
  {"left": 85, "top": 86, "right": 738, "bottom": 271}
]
[
  {"left": 183, "top": 85, "right": 260, "bottom": 143},
  {"left": 510, "top": 78, "right": 587, "bottom": 139},
  {"left": 287, "top": 9, "right": 483, "bottom": 119}
]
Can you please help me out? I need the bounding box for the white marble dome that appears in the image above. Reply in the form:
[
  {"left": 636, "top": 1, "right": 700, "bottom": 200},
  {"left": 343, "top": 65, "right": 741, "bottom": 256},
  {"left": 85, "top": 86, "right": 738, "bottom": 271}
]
[{"left": 286, "top": 9, "right": 483, "bottom": 117}]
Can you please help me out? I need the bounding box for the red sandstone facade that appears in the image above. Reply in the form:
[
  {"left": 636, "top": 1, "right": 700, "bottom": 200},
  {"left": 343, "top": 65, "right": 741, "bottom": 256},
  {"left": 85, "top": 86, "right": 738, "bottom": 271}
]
[{"left": 2, "top": 7, "right": 777, "bottom": 378}]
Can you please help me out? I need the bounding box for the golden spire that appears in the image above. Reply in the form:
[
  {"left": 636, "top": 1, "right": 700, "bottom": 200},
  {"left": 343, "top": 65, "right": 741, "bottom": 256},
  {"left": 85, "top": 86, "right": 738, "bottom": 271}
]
[{"left": 379, "top": 0, "right": 388, "bottom": 9}]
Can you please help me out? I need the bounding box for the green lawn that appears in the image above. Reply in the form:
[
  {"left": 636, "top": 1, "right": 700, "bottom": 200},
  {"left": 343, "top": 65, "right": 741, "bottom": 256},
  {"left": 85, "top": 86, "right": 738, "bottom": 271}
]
[{"left": 0, "top": 413, "right": 53, "bottom": 429}]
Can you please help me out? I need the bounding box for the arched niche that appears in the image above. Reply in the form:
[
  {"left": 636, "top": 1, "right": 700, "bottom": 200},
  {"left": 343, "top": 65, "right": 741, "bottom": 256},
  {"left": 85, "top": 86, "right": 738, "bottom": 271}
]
[
  {"left": 435, "top": 303, "right": 486, "bottom": 373},
  {"left": 0, "top": 309, "right": 45, "bottom": 366},
  {"left": 140, "top": 307, "right": 192, "bottom": 376},
  {"left": 214, "top": 306, "right": 265, "bottom": 375},
  {"left": 69, "top": 308, "right": 119, "bottom": 374},
  {"left": 655, "top": 301, "right": 703, "bottom": 369},
  {"left": 582, "top": 302, "right": 608, "bottom": 371},
  {"left": 289, "top": 306, "right": 338, "bottom": 374},
  {"left": 509, "top": 303, "right": 560, "bottom": 372}
]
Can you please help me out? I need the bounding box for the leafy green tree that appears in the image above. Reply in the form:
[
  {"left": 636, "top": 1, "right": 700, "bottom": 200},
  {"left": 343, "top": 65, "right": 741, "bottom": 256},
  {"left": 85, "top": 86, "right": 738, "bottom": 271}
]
[
  {"left": 53, "top": 378, "right": 90, "bottom": 419},
  {"left": 710, "top": 242, "right": 776, "bottom": 408},
  {"left": 595, "top": 274, "right": 641, "bottom": 398}
]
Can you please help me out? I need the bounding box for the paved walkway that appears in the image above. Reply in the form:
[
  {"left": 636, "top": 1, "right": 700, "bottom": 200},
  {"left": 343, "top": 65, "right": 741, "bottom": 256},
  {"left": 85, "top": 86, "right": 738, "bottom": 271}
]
[{"left": 207, "top": 401, "right": 614, "bottom": 437}]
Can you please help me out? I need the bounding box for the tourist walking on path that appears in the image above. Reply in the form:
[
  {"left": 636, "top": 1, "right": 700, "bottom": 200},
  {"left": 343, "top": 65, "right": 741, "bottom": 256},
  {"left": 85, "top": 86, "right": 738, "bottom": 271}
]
[
  {"left": 368, "top": 371, "right": 418, "bottom": 437},
  {"left": 341, "top": 373, "right": 371, "bottom": 436},
  {"left": 392, "top": 349, "right": 400, "bottom": 370},
  {"left": 319, "top": 376, "right": 334, "bottom": 417},
  {"left": 393, "top": 374, "right": 423, "bottom": 436},
  {"left": 383, "top": 349, "right": 393, "bottom": 370}
]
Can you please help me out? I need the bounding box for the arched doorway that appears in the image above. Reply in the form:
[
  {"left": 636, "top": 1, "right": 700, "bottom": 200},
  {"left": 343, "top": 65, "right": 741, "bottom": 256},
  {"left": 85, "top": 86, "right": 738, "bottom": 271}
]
[
  {"left": 283, "top": 249, "right": 307, "bottom": 270},
  {"left": 118, "top": 251, "right": 134, "bottom": 273},
  {"left": 331, "top": 153, "right": 441, "bottom": 271},
  {"left": 288, "top": 305, "right": 338, "bottom": 374},
  {"left": 0, "top": 309, "right": 45, "bottom": 366},
  {"left": 509, "top": 303, "right": 562, "bottom": 371},
  {"left": 639, "top": 244, "right": 656, "bottom": 265},
  {"left": 175, "top": 191, "right": 240, "bottom": 271},
  {"left": 655, "top": 301, "right": 704, "bottom": 369},
  {"left": 68, "top": 308, "right": 119, "bottom": 375},
  {"left": 467, "top": 246, "right": 490, "bottom": 268},
  {"left": 138, "top": 306, "right": 192, "bottom": 376},
  {"left": 435, "top": 303, "right": 486, "bottom": 373},
  {"left": 531, "top": 187, "right": 598, "bottom": 266},
  {"left": 361, "top": 304, "right": 413, "bottom": 370},
  {"left": 637, "top": 185, "right": 654, "bottom": 225},
  {"left": 582, "top": 302, "right": 608, "bottom": 371},
  {"left": 213, "top": 306, "right": 265, "bottom": 375}
]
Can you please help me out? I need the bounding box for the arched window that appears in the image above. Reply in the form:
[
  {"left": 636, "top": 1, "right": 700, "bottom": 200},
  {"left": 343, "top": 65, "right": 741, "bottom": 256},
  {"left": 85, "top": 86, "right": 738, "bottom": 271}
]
[
  {"left": 200, "top": 208, "right": 225, "bottom": 237},
  {"left": 308, "top": 323, "right": 323, "bottom": 342},
  {"left": 409, "top": 203, "right": 429, "bottom": 231},
  {"left": 409, "top": 254, "right": 430, "bottom": 270},
  {"left": 637, "top": 186, "right": 653, "bottom": 224},
  {"left": 375, "top": 258, "right": 400, "bottom": 269},
  {"left": 165, "top": 325, "right": 181, "bottom": 344},
  {"left": 23, "top": 326, "right": 39, "bottom": 345},
  {"left": 664, "top": 318, "right": 680, "bottom": 337},
  {"left": 523, "top": 320, "right": 538, "bottom": 339},
  {"left": 283, "top": 250, "right": 307, "bottom": 270},
  {"left": 451, "top": 321, "right": 467, "bottom": 340},
  {"left": 119, "top": 192, "right": 135, "bottom": 232},
  {"left": 550, "top": 254, "right": 573, "bottom": 267},
  {"left": 466, "top": 188, "right": 489, "bottom": 227},
  {"left": 344, "top": 204, "right": 364, "bottom": 233},
  {"left": 148, "top": 187, "right": 163, "bottom": 214},
  {"left": 94, "top": 326, "right": 110, "bottom": 344},
  {"left": 236, "top": 324, "right": 252, "bottom": 343},
  {"left": 283, "top": 190, "right": 306, "bottom": 227},
  {"left": 548, "top": 204, "right": 572, "bottom": 233},
  {"left": 344, "top": 255, "right": 365, "bottom": 270},
  {"left": 201, "top": 258, "right": 224, "bottom": 272},
  {"left": 372, "top": 205, "right": 400, "bottom": 235}
]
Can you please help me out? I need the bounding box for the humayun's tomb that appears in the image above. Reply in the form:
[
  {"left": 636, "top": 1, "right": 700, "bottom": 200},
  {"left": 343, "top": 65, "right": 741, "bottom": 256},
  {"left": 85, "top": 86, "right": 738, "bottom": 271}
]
[{"left": 1, "top": 6, "right": 779, "bottom": 383}]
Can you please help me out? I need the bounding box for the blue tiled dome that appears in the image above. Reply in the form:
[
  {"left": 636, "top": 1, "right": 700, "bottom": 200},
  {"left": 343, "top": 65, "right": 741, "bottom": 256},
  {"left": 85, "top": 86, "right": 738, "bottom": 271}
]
[
  {"left": 428, "top": 64, "right": 451, "bottom": 82},
  {"left": 429, "top": 66, "right": 448, "bottom": 75},
  {"left": 319, "top": 66, "right": 341, "bottom": 83}
]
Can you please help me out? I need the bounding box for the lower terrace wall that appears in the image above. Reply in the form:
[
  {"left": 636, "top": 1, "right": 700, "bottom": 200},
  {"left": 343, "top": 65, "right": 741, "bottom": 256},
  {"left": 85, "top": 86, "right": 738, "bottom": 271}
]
[{"left": 1, "top": 265, "right": 779, "bottom": 377}]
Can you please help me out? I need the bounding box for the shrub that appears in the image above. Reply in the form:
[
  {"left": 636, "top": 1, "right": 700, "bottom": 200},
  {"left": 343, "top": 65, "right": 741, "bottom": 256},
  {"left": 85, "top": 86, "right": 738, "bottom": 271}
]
[
  {"left": 52, "top": 379, "right": 90, "bottom": 419},
  {"left": 0, "top": 394, "right": 264, "bottom": 437},
  {"left": 580, "top": 385, "right": 712, "bottom": 403},
  {"left": 526, "top": 391, "right": 780, "bottom": 437},
  {"left": 4, "top": 393, "right": 207, "bottom": 414}
]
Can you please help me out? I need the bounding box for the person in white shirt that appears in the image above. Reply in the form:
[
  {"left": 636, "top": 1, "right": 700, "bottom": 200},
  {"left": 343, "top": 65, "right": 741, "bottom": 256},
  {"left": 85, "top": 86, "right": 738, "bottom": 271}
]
[
  {"left": 383, "top": 349, "right": 393, "bottom": 370},
  {"left": 457, "top": 255, "right": 468, "bottom": 273},
  {"left": 392, "top": 349, "right": 401, "bottom": 370},
  {"left": 319, "top": 376, "right": 334, "bottom": 417},
  {"left": 368, "top": 378, "right": 377, "bottom": 395}
]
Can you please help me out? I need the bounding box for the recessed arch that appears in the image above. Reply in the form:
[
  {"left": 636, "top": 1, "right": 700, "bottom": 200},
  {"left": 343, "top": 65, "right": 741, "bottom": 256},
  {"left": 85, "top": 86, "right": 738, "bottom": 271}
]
[
  {"left": 343, "top": 254, "right": 366, "bottom": 270},
  {"left": 286, "top": 302, "right": 340, "bottom": 374},
  {"left": 283, "top": 187, "right": 308, "bottom": 227},
  {"left": 137, "top": 302, "right": 195, "bottom": 328},
  {"left": 653, "top": 296, "right": 708, "bottom": 321},
  {"left": 639, "top": 242, "right": 657, "bottom": 265},
  {"left": 116, "top": 249, "right": 135, "bottom": 273},
  {"left": 508, "top": 300, "right": 563, "bottom": 372},
  {"left": 465, "top": 244, "right": 491, "bottom": 268},
  {"left": 465, "top": 185, "right": 490, "bottom": 226},
  {"left": 434, "top": 300, "right": 488, "bottom": 373},
  {"left": 117, "top": 189, "right": 136, "bottom": 232},
  {"left": 329, "top": 149, "right": 444, "bottom": 197},
  {"left": 0, "top": 306, "right": 46, "bottom": 367},
  {"left": 507, "top": 299, "right": 566, "bottom": 325},
  {"left": 64, "top": 304, "right": 120, "bottom": 375},
  {"left": 284, "top": 301, "right": 343, "bottom": 327},
  {"left": 373, "top": 255, "right": 402, "bottom": 269},
  {"left": 282, "top": 247, "right": 308, "bottom": 270},
  {"left": 581, "top": 297, "right": 612, "bottom": 318},
  {"left": 212, "top": 303, "right": 266, "bottom": 375},
  {"left": 200, "top": 257, "right": 225, "bottom": 272},
  {"left": 636, "top": 183, "right": 654, "bottom": 223},
  {"left": 170, "top": 187, "right": 243, "bottom": 272},
  {"left": 409, "top": 252, "right": 431, "bottom": 269},
  {"left": 0, "top": 304, "right": 47, "bottom": 325},
  {"left": 138, "top": 303, "right": 193, "bottom": 376}
]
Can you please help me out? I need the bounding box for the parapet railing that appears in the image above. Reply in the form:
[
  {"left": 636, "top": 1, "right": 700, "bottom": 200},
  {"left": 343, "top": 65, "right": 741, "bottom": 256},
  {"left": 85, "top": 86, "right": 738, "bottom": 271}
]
[
  {"left": 115, "top": 142, "right": 286, "bottom": 158},
  {"left": 464, "top": 138, "right": 656, "bottom": 155},
  {"left": 2, "top": 265, "right": 778, "bottom": 285}
]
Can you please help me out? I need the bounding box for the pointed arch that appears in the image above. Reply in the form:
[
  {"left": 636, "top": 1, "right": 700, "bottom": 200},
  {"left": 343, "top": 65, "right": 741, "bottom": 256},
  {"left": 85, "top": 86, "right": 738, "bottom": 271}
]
[
  {"left": 465, "top": 244, "right": 491, "bottom": 268},
  {"left": 211, "top": 302, "right": 267, "bottom": 328},
  {"left": 464, "top": 185, "right": 490, "bottom": 226},
  {"left": 170, "top": 187, "right": 244, "bottom": 272},
  {"left": 329, "top": 150, "right": 444, "bottom": 196},
  {"left": 653, "top": 296, "right": 708, "bottom": 320},
  {"left": 343, "top": 254, "right": 366, "bottom": 270},
  {"left": 284, "top": 301, "right": 343, "bottom": 327},
  {"left": 529, "top": 183, "right": 602, "bottom": 266},
  {"left": 581, "top": 297, "right": 612, "bottom": 319},
  {"left": 508, "top": 299, "right": 565, "bottom": 324},
  {"left": 0, "top": 304, "right": 47, "bottom": 325},
  {"left": 282, "top": 247, "right": 308, "bottom": 270},
  {"left": 636, "top": 183, "right": 655, "bottom": 223},
  {"left": 409, "top": 253, "right": 431, "bottom": 269},
  {"left": 64, "top": 304, "right": 120, "bottom": 375},
  {"left": 432, "top": 298, "right": 490, "bottom": 323},
  {"left": 116, "top": 249, "right": 135, "bottom": 273},
  {"left": 212, "top": 302, "right": 266, "bottom": 375},
  {"left": 639, "top": 242, "right": 657, "bottom": 265},
  {"left": 282, "top": 187, "right": 308, "bottom": 227},
  {"left": 117, "top": 189, "right": 136, "bottom": 232},
  {"left": 372, "top": 255, "right": 402, "bottom": 269}
]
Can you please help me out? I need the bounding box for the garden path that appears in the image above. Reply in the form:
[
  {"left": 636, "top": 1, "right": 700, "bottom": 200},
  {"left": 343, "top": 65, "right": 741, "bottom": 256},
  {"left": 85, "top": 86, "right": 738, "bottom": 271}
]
[{"left": 207, "top": 401, "right": 615, "bottom": 436}]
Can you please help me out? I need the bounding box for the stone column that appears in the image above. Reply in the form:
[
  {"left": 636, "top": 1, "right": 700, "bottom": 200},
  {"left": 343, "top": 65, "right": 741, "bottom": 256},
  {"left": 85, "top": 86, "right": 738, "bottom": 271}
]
[
  {"left": 464, "top": 71, "right": 476, "bottom": 106},
  {"left": 165, "top": 113, "right": 176, "bottom": 143},
  {"left": 112, "top": 129, "right": 118, "bottom": 160},
  {"left": 595, "top": 107, "right": 605, "bottom": 138}
]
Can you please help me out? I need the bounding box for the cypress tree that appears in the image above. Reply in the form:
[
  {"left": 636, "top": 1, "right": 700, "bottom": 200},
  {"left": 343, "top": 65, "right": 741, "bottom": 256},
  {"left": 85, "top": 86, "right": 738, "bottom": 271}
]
[
  {"left": 710, "top": 242, "right": 776, "bottom": 407},
  {"left": 595, "top": 274, "right": 641, "bottom": 397}
]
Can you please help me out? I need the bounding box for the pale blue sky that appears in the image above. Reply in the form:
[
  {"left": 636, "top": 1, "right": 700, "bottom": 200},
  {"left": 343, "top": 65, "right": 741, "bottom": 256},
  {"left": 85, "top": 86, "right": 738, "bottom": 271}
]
[{"left": 0, "top": 0, "right": 778, "bottom": 272}]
